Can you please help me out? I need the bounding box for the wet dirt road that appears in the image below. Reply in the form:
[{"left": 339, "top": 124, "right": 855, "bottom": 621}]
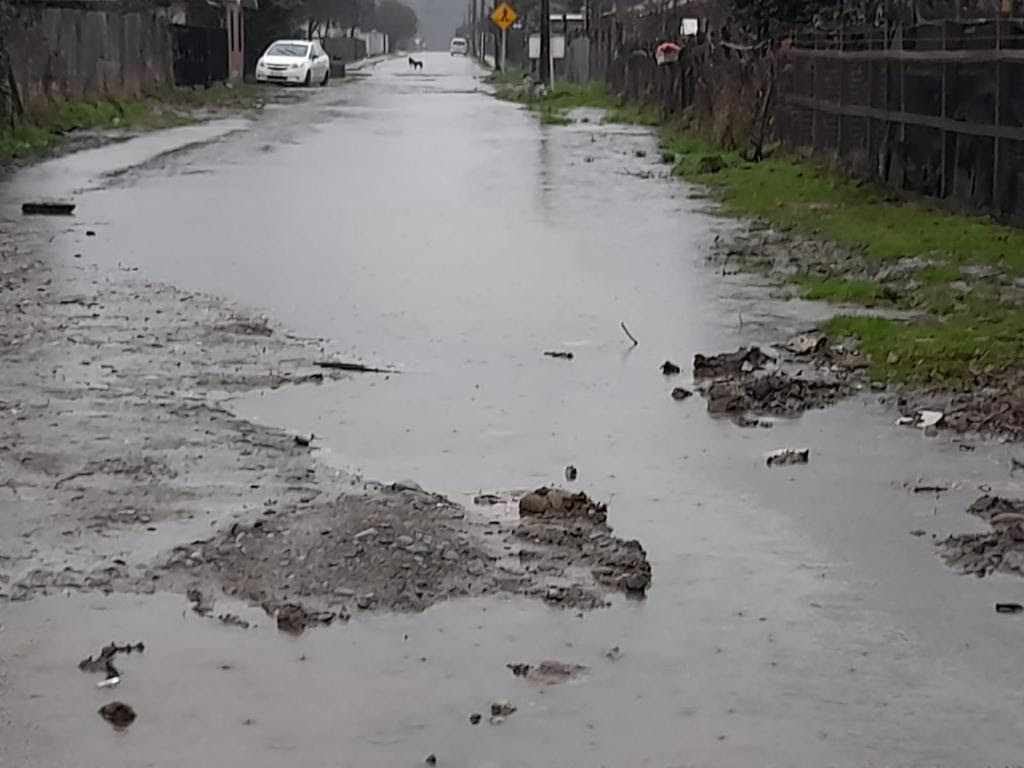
[{"left": 3, "top": 54, "right": 1024, "bottom": 767}]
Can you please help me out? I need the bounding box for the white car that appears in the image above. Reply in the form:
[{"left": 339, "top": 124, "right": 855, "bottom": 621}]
[
  {"left": 256, "top": 40, "right": 330, "bottom": 86},
  {"left": 449, "top": 37, "right": 468, "bottom": 56}
]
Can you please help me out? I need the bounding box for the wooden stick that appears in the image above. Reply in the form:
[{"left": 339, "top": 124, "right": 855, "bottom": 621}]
[{"left": 620, "top": 321, "right": 638, "bottom": 346}]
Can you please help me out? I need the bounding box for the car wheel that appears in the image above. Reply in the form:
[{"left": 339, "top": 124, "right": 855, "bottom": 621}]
[
  {"left": 304, "top": 69, "right": 312, "bottom": 86},
  {"left": 321, "top": 68, "right": 329, "bottom": 86}
]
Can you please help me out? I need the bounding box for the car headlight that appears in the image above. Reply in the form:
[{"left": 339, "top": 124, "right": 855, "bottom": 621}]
[{"left": 290, "top": 62, "right": 302, "bottom": 69}]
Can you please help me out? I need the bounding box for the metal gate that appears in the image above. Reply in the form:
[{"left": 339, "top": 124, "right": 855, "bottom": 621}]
[{"left": 172, "top": 24, "right": 229, "bottom": 86}]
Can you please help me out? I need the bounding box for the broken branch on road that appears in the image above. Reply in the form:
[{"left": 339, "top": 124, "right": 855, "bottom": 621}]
[{"left": 315, "top": 360, "right": 400, "bottom": 374}]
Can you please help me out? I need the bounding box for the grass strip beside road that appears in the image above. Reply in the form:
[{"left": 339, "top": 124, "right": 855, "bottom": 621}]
[
  {"left": 489, "top": 77, "right": 1024, "bottom": 388},
  {"left": 0, "top": 84, "right": 280, "bottom": 160}
]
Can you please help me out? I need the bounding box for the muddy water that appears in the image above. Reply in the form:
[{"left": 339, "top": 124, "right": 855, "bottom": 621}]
[{"left": 3, "top": 54, "right": 1024, "bottom": 766}]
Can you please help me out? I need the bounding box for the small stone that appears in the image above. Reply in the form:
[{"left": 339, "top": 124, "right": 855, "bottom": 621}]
[
  {"left": 671, "top": 387, "right": 692, "bottom": 400},
  {"left": 661, "top": 360, "right": 681, "bottom": 376},
  {"left": 469, "top": 713, "right": 482, "bottom": 724},
  {"left": 98, "top": 702, "right": 136, "bottom": 729},
  {"left": 425, "top": 754, "right": 437, "bottom": 766},
  {"left": 565, "top": 465, "right": 578, "bottom": 481},
  {"left": 396, "top": 535, "right": 415, "bottom": 547},
  {"left": 886, "top": 351, "right": 900, "bottom": 365},
  {"left": 356, "top": 593, "right": 375, "bottom": 610},
  {"left": 354, "top": 527, "right": 378, "bottom": 541},
  {"left": 490, "top": 700, "right": 516, "bottom": 717}
]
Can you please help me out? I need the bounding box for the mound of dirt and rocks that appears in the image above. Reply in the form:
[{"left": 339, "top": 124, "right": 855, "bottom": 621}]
[
  {"left": 940, "top": 496, "right": 1024, "bottom": 577},
  {"left": 692, "top": 342, "right": 858, "bottom": 420},
  {"left": 0, "top": 228, "right": 651, "bottom": 623}
]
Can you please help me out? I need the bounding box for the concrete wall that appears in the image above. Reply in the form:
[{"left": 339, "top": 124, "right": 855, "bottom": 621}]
[{"left": 10, "top": 0, "right": 173, "bottom": 119}]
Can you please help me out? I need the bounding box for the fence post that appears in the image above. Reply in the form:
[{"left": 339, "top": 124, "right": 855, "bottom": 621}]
[
  {"left": 992, "top": 16, "right": 1002, "bottom": 211},
  {"left": 940, "top": 20, "right": 947, "bottom": 198}
]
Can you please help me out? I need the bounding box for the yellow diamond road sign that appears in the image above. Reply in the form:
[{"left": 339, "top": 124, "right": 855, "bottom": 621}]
[{"left": 490, "top": 2, "right": 518, "bottom": 30}]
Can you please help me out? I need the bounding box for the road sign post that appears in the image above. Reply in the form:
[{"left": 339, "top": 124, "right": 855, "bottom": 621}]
[{"left": 490, "top": 1, "right": 518, "bottom": 72}]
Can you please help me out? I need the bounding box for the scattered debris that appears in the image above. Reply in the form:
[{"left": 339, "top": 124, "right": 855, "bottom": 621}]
[
  {"left": 425, "top": 754, "right": 437, "bottom": 766},
  {"left": 515, "top": 487, "right": 651, "bottom": 599},
  {"left": 911, "top": 481, "right": 950, "bottom": 494},
  {"left": 782, "top": 332, "right": 827, "bottom": 356},
  {"left": 217, "top": 613, "right": 251, "bottom": 629},
  {"left": 473, "top": 493, "right": 504, "bottom": 505},
  {"left": 704, "top": 372, "right": 850, "bottom": 416},
  {"left": 98, "top": 702, "right": 136, "bottom": 729},
  {"left": 661, "top": 360, "right": 681, "bottom": 376},
  {"left": 519, "top": 487, "right": 607, "bottom": 522},
  {"left": 670, "top": 387, "right": 692, "bottom": 401},
  {"left": 605, "top": 645, "right": 621, "bottom": 661},
  {"left": 79, "top": 642, "right": 144, "bottom": 682},
  {"left": 507, "top": 661, "right": 586, "bottom": 684},
  {"left": 909, "top": 529, "right": 927, "bottom": 537},
  {"left": 187, "top": 588, "right": 214, "bottom": 616},
  {"left": 564, "top": 465, "right": 578, "bottom": 481},
  {"left": 940, "top": 497, "right": 1024, "bottom": 577},
  {"left": 469, "top": 713, "right": 482, "bottom": 725},
  {"left": 693, "top": 347, "right": 771, "bottom": 379},
  {"left": 766, "top": 448, "right": 809, "bottom": 467},
  {"left": 897, "top": 410, "right": 944, "bottom": 430},
  {"left": 294, "top": 434, "right": 313, "bottom": 447},
  {"left": 620, "top": 321, "right": 639, "bottom": 347},
  {"left": 544, "top": 350, "right": 574, "bottom": 360},
  {"left": 96, "top": 676, "right": 121, "bottom": 689},
  {"left": 490, "top": 700, "right": 517, "bottom": 717},
  {"left": 314, "top": 360, "right": 398, "bottom": 374},
  {"left": 273, "top": 603, "right": 336, "bottom": 634},
  {"left": 22, "top": 201, "right": 76, "bottom": 216},
  {"left": 86, "top": 230, "right": 96, "bottom": 236},
  {"left": 995, "top": 602, "right": 1023, "bottom": 614}
]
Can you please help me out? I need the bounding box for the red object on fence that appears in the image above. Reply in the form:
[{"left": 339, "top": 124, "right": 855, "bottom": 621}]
[{"left": 655, "top": 42, "right": 681, "bottom": 64}]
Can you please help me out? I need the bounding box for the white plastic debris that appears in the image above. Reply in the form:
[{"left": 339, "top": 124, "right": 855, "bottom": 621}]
[{"left": 96, "top": 676, "right": 120, "bottom": 689}]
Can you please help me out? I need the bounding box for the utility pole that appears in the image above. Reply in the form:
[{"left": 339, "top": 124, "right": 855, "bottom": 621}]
[
  {"left": 539, "top": 0, "right": 551, "bottom": 86},
  {"left": 476, "top": 0, "right": 484, "bottom": 60},
  {"left": 470, "top": 0, "right": 477, "bottom": 56}
]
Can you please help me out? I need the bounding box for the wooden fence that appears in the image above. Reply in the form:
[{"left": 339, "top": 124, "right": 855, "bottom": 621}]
[{"left": 776, "top": 18, "right": 1024, "bottom": 220}]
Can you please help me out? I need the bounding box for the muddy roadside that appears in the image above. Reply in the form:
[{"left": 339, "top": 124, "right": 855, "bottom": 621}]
[
  {"left": 702, "top": 223, "right": 1024, "bottom": 442},
  {"left": 0, "top": 224, "right": 649, "bottom": 627},
  {"left": 0, "top": 85, "right": 308, "bottom": 174}
]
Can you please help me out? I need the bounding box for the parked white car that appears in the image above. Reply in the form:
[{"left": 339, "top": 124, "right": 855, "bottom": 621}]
[
  {"left": 256, "top": 40, "right": 330, "bottom": 86},
  {"left": 449, "top": 37, "right": 468, "bottom": 56}
]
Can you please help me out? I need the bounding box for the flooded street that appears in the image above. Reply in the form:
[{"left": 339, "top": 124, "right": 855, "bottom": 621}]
[{"left": 3, "top": 54, "right": 1024, "bottom": 767}]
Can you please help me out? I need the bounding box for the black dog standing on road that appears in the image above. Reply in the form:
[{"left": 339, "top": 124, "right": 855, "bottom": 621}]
[{"left": 408, "top": 57, "right": 423, "bottom": 69}]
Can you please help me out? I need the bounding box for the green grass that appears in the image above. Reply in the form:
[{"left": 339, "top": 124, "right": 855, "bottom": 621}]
[
  {"left": 790, "top": 275, "right": 900, "bottom": 306},
  {"left": 823, "top": 312, "right": 1024, "bottom": 384},
  {"left": 0, "top": 85, "right": 277, "bottom": 161},
  {"left": 485, "top": 68, "right": 526, "bottom": 86}
]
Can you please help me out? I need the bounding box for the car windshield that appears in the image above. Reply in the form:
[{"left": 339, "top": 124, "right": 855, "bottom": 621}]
[{"left": 266, "top": 43, "right": 309, "bottom": 57}]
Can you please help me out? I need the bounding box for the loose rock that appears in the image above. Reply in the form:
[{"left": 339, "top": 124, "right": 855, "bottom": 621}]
[
  {"left": 507, "top": 660, "right": 586, "bottom": 684},
  {"left": 766, "top": 448, "right": 809, "bottom": 467},
  {"left": 661, "top": 360, "right": 681, "bottom": 376},
  {"left": 98, "top": 702, "right": 136, "bottom": 729}
]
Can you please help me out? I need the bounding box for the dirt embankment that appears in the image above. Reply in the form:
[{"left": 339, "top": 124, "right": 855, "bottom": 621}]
[
  {"left": 0, "top": 226, "right": 649, "bottom": 625},
  {"left": 712, "top": 225, "right": 1024, "bottom": 442}
]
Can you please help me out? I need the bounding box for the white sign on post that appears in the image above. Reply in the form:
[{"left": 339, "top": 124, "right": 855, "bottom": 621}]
[
  {"left": 528, "top": 33, "right": 566, "bottom": 59},
  {"left": 680, "top": 18, "right": 699, "bottom": 36}
]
